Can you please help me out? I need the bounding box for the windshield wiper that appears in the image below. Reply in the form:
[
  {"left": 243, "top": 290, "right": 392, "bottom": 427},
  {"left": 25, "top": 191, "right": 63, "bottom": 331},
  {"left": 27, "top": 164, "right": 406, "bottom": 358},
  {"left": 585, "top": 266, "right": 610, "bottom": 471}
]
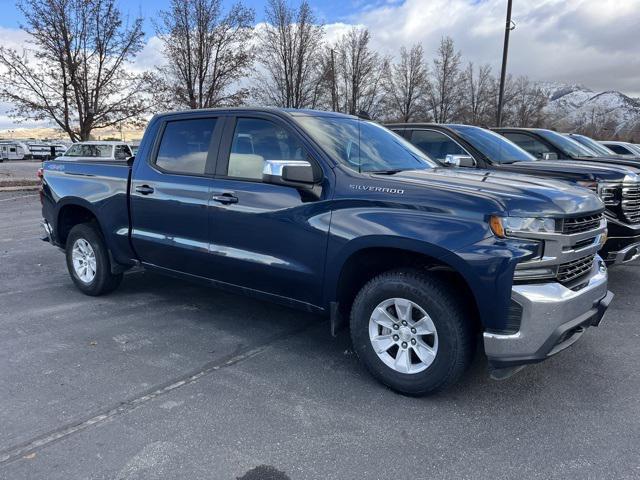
[{"left": 369, "top": 169, "right": 406, "bottom": 175}]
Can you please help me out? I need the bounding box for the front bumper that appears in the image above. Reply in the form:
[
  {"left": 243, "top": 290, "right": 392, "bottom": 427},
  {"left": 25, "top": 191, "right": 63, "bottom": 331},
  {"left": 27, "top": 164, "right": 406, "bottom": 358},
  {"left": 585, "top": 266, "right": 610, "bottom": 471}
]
[
  {"left": 601, "top": 234, "right": 640, "bottom": 265},
  {"left": 601, "top": 214, "right": 640, "bottom": 265},
  {"left": 484, "top": 256, "right": 612, "bottom": 369}
]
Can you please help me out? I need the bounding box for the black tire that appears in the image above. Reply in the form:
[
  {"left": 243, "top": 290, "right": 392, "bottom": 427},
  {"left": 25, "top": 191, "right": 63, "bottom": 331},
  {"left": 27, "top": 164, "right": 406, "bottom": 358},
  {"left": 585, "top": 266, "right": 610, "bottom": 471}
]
[
  {"left": 350, "top": 269, "right": 474, "bottom": 396},
  {"left": 65, "top": 223, "right": 123, "bottom": 296}
]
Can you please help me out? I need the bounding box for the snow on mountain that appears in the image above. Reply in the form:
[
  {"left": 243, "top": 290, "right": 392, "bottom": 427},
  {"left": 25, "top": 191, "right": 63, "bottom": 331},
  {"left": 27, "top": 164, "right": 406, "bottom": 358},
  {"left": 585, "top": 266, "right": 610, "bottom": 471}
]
[{"left": 538, "top": 82, "right": 640, "bottom": 134}]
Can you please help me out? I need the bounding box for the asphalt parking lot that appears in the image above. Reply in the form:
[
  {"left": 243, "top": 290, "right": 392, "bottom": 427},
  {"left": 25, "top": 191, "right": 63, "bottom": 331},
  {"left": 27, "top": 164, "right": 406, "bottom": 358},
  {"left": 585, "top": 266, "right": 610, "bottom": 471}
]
[
  {"left": 0, "top": 160, "right": 40, "bottom": 187},
  {"left": 1, "top": 191, "right": 639, "bottom": 479}
]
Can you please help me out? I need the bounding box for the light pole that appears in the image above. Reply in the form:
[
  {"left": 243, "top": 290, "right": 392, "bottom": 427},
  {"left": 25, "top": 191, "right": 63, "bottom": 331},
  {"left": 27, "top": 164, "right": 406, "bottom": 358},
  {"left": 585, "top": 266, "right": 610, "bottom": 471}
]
[{"left": 497, "top": 0, "right": 515, "bottom": 127}]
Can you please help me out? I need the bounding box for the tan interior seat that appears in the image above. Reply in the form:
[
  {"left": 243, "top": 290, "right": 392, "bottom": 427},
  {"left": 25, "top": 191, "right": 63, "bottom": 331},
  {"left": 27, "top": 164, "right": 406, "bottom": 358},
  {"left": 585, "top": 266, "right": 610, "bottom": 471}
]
[{"left": 228, "top": 153, "right": 265, "bottom": 180}]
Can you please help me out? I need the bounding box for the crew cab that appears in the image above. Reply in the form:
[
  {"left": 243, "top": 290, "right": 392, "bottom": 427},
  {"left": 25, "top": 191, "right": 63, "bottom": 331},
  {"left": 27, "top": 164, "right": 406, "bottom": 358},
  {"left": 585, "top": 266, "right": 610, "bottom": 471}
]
[
  {"left": 388, "top": 123, "right": 640, "bottom": 265},
  {"left": 40, "top": 108, "right": 612, "bottom": 395}
]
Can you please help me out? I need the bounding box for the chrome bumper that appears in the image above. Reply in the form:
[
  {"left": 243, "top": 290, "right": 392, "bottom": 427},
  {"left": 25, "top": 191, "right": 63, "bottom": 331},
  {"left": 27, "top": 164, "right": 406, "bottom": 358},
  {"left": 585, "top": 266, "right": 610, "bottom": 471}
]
[{"left": 484, "top": 256, "right": 612, "bottom": 368}]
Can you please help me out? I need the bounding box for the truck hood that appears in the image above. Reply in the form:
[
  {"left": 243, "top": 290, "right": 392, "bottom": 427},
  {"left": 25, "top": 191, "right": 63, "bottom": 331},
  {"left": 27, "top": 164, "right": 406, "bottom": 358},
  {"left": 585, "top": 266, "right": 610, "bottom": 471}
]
[
  {"left": 377, "top": 167, "right": 604, "bottom": 217},
  {"left": 570, "top": 156, "right": 640, "bottom": 171},
  {"left": 500, "top": 159, "right": 639, "bottom": 182}
]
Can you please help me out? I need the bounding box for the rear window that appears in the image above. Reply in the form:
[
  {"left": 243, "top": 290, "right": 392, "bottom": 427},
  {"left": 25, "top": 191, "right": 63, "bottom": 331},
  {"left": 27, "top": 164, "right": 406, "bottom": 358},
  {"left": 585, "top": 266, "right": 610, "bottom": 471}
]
[
  {"left": 65, "top": 144, "right": 113, "bottom": 158},
  {"left": 155, "top": 118, "right": 217, "bottom": 175},
  {"left": 606, "top": 144, "right": 634, "bottom": 155}
]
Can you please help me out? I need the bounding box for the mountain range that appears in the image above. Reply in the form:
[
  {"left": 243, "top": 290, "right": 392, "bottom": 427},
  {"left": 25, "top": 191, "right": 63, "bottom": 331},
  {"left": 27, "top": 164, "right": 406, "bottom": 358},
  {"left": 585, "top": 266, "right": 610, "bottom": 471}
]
[{"left": 538, "top": 82, "right": 640, "bottom": 136}]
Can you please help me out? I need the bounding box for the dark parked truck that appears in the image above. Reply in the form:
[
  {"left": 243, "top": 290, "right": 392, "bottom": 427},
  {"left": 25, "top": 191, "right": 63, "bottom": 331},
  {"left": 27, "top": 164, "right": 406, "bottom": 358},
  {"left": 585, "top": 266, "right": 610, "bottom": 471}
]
[
  {"left": 40, "top": 108, "right": 613, "bottom": 395},
  {"left": 388, "top": 123, "right": 640, "bottom": 265}
]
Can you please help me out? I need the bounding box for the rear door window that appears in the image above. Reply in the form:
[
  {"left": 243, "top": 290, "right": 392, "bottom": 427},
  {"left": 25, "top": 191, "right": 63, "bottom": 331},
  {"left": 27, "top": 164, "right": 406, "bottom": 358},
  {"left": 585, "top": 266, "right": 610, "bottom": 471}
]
[{"left": 155, "top": 118, "right": 217, "bottom": 175}]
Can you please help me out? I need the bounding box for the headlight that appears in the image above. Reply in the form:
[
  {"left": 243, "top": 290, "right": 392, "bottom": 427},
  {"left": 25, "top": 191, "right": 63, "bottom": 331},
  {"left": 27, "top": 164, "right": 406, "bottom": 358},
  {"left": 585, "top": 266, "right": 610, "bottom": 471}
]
[{"left": 490, "top": 216, "right": 557, "bottom": 238}]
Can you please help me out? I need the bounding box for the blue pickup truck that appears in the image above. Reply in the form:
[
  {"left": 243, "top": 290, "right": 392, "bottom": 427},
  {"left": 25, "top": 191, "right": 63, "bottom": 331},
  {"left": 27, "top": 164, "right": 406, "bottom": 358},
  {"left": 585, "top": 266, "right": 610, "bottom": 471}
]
[{"left": 40, "top": 108, "right": 613, "bottom": 395}]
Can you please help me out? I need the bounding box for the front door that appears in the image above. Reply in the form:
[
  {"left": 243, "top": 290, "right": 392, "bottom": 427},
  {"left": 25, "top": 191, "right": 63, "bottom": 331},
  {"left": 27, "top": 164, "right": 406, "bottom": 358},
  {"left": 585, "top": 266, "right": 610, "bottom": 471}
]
[
  {"left": 130, "top": 115, "right": 222, "bottom": 277},
  {"left": 206, "top": 115, "right": 331, "bottom": 307}
]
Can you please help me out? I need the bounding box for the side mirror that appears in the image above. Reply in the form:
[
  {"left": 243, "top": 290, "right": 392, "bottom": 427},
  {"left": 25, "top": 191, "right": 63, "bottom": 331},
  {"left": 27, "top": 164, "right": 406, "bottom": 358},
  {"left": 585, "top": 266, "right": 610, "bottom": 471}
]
[
  {"left": 444, "top": 154, "right": 476, "bottom": 168},
  {"left": 542, "top": 152, "right": 558, "bottom": 160},
  {"left": 263, "top": 160, "right": 320, "bottom": 186}
]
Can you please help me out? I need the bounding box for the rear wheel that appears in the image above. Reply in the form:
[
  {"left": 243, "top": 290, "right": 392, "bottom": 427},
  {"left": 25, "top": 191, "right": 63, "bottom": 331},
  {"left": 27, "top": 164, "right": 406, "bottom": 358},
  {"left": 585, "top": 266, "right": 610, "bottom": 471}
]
[
  {"left": 65, "top": 223, "right": 122, "bottom": 296},
  {"left": 350, "top": 269, "right": 474, "bottom": 395}
]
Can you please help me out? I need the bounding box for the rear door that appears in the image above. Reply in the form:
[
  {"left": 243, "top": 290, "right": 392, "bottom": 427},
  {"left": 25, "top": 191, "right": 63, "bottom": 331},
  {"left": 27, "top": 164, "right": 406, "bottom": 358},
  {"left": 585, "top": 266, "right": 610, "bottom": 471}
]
[
  {"left": 206, "top": 114, "right": 331, "bottom": 307},
  {"left": 130, "top": 114, "right": 224, "bottom": 277}
]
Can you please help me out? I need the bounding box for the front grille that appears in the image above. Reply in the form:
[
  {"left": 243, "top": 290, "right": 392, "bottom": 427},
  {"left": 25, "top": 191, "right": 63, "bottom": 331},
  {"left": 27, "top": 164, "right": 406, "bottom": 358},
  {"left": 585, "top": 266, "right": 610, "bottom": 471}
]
[
  {"left": 572, "top": 238, "right": 595, "bottom": 250},
  {"left": 622, "top": 184, "right": 640, "bottom": 223},
  {"left": 557, "top": 254, "right": 595, "bottom": 284},
  {"left": 562, "top": 214, "right": 603, "bottom": 234}
]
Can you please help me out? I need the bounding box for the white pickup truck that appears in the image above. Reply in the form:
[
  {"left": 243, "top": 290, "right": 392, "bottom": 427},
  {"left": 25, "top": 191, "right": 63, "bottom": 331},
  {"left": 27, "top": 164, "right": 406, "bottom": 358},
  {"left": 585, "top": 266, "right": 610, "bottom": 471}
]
[{"left": 59, "top": 141, "right": 133, "bottom": 162}]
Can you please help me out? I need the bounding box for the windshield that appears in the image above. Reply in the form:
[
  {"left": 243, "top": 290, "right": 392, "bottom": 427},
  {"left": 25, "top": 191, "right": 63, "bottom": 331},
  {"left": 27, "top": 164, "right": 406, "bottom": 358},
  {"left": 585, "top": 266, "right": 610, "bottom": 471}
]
[
  {"left": 448, "top": 125, "right": 536, "bottom": 164},
  {"left": 64, "top": 144, "right": 113, "bottom": 158},
  {"left": 626, "top": 143, "right": 640, "bottom": 155},
  {"left": 295, "top": 116, "right": 436, "bottom": 172},
  {"left": 569, "top": 134, "right": 616, "bottom": 157},
  {"left": 537, "top": 130, "right": 597, "bottom": 157}
]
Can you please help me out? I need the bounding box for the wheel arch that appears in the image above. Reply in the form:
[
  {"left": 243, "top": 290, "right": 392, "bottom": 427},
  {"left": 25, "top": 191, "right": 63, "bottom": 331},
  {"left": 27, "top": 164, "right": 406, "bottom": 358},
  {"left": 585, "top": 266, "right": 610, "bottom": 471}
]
[
  {"left": 326, "top": 237, "right": 484, "bottom": 333},
  {"left": 56, "top": 198, "right": 104, "bottom": 248}
]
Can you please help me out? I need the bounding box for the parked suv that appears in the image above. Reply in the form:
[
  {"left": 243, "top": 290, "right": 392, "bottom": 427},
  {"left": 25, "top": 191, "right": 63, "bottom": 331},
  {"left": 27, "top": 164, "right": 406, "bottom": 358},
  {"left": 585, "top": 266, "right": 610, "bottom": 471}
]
[
  {"left": 389, "top": 123, "right": 640, "bottom": 265},
  {"left": 40, "top": 108, "right": 612, "bottom": 395}
]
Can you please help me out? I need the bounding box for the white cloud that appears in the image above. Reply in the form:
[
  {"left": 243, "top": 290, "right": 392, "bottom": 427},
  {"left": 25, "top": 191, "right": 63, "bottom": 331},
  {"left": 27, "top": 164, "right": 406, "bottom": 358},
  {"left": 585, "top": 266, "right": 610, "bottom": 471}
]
[
  {"left": 350, "top": 0, "right": 640, "bottom": 96},
  {"left": 130, "top": 35, "right": 165, "bottom": 73}
]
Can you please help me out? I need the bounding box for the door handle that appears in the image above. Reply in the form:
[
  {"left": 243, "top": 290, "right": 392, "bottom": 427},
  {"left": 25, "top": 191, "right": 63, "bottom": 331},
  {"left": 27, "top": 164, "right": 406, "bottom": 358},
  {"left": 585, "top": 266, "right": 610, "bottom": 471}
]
[
  {"left": 212, "top": 193, "right": 238, "bottom": 204},
  {"left": 135, "top": 185, "right": 155, "bottom": 195}
]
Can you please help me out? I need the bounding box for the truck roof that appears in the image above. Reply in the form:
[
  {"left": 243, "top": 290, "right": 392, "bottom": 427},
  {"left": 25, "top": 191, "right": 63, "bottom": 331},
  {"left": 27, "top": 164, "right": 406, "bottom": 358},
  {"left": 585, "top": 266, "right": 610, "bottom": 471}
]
[
  {"left": 153, "top": 107, "right": 359, "bottom": 121},
  {"left": 73, "top": 140, "right": 129, "bottom": 145}
]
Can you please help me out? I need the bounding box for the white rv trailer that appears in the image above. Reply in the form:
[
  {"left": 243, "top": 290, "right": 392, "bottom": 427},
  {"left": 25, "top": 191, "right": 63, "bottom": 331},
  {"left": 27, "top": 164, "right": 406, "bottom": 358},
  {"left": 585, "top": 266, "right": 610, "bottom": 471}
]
[
  {"left": 0, "top": 140, "right": 67, "bottom": 161},
  {"left": 0, "top": 141, "right": 29, "bottom": 161}
]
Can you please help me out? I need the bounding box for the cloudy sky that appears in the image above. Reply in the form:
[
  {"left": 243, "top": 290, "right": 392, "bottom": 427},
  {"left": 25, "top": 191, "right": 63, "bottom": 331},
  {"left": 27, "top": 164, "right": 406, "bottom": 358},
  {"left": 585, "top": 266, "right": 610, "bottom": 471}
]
[{"left": 0, "top": 0, "right": 639, "bottom": 129}]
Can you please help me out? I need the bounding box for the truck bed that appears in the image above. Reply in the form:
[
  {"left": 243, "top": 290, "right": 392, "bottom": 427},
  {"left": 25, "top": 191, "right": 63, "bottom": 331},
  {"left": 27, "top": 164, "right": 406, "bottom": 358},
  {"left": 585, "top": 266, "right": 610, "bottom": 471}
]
[{"left": 41, "top": 159, "right": 134, "bottom": 265}]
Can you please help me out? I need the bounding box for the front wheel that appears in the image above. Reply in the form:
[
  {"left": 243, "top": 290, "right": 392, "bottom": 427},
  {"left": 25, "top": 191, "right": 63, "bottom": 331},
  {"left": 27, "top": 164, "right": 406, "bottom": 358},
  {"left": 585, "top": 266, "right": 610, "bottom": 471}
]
[
  {"left": 350, "top": 270, "right": 474, "bottom": 396},
  {"left": 65, "top": 223, "right": 123, "bottom": 296}
]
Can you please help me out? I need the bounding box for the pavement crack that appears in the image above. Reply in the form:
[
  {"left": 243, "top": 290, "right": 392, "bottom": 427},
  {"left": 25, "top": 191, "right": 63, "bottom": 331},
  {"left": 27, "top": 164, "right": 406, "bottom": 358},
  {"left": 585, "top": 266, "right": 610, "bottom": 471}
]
[{"left": 0, "top": 320, "right": 323, "bottom": 467}]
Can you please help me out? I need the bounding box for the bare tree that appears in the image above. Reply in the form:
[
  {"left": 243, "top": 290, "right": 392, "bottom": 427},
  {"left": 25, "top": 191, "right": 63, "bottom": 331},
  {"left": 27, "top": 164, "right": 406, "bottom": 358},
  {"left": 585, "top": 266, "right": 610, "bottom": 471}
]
[
  {"left": 331, "top": 27, "right": 385, "bottom": 116},
  {"left": 508, "top": 76, "right": 547, "bottom": 127},
  {"left": 254, "top": 0, "right": 325, "bottom": 108},
  {"left": 0, "top": 0, "right": 147, "bottom": 141},
  {"left": 459, "top": 62, "right": 493, "bottom": 125},
  {"left": 380, "top": 44, "right": 429, "bottom": 122},
  {"left": 487, "top": 73, "right": 517, "bottom": 126},
  {"left": 426, "top": 37, "right": 463, "bottom": 123},
  {"left": 153, "top": 0, "right": 254, "bottom": 110}
]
